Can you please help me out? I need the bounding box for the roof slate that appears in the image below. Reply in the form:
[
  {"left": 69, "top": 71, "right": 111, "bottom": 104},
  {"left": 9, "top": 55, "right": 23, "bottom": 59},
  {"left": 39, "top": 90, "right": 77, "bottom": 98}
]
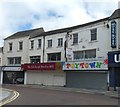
[
  {"left": 4, "top": 8, "right": 120, "bottom": 40},
  {"left": 109, "top": 9, "right": 120, "bottom": 20},
  {"left": 33, "top": 17, "right": 109, "bottom": 38},
  {"left": 4, "top": 27, "right": 44, "bottom": 40}
]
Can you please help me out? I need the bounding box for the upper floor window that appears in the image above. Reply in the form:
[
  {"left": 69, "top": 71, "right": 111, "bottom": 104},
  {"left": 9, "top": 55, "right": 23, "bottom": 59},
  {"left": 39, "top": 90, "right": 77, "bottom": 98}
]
[
  {"left": 58, "top": 38, "right": 63, "bottom": 47},
  {"left": 0, "top": 58, "right": 1, "bottom": 65},
  {"left": 73, "top": 33, "right": 78, "bottom": 44},
  {"left": 91, "top": 28, "right": 97, "bottom": 41},
  {"left": 74, "top": 51, "right": 84, "bottom": 60},
  {"left": 85, "top": 49, "right": 96, "bottom": 59},
  {"left": 9, "top": 43, "right": 13, "bottom": 51},
  {"left": 48, "top": 53, "right": 61, "bottom": 61},
  {"left": 19, "top": 41, "right": 23, "bottom": 50},
  {"left": 30, "top": 40, "right": 34, "bottom": 49},
  {"left": 8, "top": 57, "right": 21, "bottom": 65},
  {"left": 30, "top": 56, "right": 41, "bottom": 63},
  {"left": 73, "top": 49, "right": 96, "bottom": 60},
  {"left": 38, "top": 39, "right": 42, "bottom": 49},
  {"left": 48, "top": 39, "right": 52, "bottom": 48}
]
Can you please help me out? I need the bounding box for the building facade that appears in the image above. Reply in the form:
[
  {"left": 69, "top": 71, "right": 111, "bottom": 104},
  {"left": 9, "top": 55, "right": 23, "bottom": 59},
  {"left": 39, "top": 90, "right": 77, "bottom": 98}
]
[
  {"left": 1, "top": 8, "right": 120, "bottom": 90},
  {"left": 0, "top": 47, "right": 3, "bottom": 84}
]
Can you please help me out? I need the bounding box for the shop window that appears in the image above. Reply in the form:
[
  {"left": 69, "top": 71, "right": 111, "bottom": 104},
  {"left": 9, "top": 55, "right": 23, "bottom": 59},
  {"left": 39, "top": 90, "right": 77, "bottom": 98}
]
[
  {"left": 8, "top": 57, "right": 21, "bottom": 65},
  {"left": 91, "top": 28, "right": 97, "bottom": 41},
  {"left": 74, "top": 51, "right": 83, "bottom": 60},
  {"left": 73, "top": 49, "right": 96, "bottom": 60},
  {"left": 48, "top": 53, "right": 61, "bottom": 61},
  {"left": 85, "top": 50, "right": 96, "bottom": 59},
  {"left": 30, "top": 56, "right": 41, "bottom": 63}
]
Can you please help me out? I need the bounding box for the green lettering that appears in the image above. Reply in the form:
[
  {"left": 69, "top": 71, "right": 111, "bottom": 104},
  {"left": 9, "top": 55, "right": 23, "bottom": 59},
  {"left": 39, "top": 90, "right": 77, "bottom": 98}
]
[
  {"left": 96, "top": 62, "right": 102, "bottom": 68},
  {"left": 75, "top": 63, "right": 79, "bottom": 68}
]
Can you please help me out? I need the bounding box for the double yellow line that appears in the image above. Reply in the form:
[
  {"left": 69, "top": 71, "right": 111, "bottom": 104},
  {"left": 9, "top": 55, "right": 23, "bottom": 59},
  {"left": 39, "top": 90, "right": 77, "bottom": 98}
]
[{"left": 0, "top": 88, "right": 19, "bottom": 106}]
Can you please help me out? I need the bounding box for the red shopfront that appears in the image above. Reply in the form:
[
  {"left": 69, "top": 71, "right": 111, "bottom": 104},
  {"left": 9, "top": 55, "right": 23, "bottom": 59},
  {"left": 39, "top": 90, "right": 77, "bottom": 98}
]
[{"left": 22, "top": 62, "right": 66, "bottom": 86}]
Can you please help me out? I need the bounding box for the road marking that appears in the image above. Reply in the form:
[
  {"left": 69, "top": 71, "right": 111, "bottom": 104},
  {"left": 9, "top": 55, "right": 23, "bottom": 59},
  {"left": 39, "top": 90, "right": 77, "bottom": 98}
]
[{"left": 0, "top": 88, "right": 19, "bottom": 106}]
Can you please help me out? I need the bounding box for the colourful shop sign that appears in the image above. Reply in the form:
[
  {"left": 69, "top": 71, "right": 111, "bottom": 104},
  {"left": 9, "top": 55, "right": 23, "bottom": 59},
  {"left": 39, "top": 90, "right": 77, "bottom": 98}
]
[
  {"left": 63, "top": 59, "right": 108, "bottom": 71},
  {"left": 22, "top": 62, "right": 63, "bottom": 71},
  {"left": 2, "top": 66, "right": 22, "bottom": 71}
]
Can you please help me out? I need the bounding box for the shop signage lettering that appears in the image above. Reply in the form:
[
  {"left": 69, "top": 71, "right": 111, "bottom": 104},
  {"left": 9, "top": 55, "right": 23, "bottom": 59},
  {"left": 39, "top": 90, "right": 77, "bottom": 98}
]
[
  {"left": 111, "top": 21, "right": 117, "bottom": 48},
  {"left": 108, "top": 51, "right": 120, "bottom": 67},
  {"left": 2, "top": 67, "right": 22, "bottom": 71},
  {"left": 114, "top": 54, "right": 120, "bottom": 63},
  {"left": 22, "top": 63, "right": 56, "bottom": 71},
  {"left": 63, "top": 59, "right": 108, "bottom": 70}
]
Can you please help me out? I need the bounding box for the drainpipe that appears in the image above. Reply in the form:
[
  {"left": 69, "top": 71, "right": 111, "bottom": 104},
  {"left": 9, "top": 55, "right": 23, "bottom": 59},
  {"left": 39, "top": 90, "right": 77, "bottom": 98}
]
[{"left": 43, "top": 36, "right": 45, "bottom": 63}]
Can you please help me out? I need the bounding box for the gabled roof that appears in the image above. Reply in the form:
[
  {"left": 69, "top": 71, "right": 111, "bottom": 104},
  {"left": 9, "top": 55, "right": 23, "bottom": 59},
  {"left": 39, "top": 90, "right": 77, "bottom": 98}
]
[
  {"left": 4, "top": 27, "right": 44, "bottom": 40},
  {"left": 32, "top": 8, "right": 120, "bottom": 38},
  {"left": 109, "top": 9, "right": 120, "bottom": 20},
  {"left": 33, "top": 17, "right": 109, "bottom": 38}
]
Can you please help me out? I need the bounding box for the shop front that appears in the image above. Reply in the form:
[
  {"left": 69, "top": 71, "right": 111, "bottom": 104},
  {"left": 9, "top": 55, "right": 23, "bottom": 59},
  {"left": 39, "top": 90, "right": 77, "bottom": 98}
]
[
  {"left": 2, "top": 66, "right": 24, "bottom": 84},
  {"left": 108, "top": 51, "right": 120, "bottom": 90},
  {"left": 22, "top": 62, "right": 66, "bottom": 86},
  {"left": 63, "top": 59, "right": 108, "bottom": 90}
]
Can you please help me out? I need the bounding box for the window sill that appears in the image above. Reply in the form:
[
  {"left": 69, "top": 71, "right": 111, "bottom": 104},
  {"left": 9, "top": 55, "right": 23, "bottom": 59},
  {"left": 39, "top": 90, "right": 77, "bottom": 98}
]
[
  {"left": 17, "top": 50, "right": 23, "bottom": 52},
  {"left": 73, "top": 58, "right": 97, "bottom": 61},
  {"left": 89, "top": 40, "right": 98, "bottom": 43},
  {"left": 37, "top": 48, "right": 42, "bottom": 50},
  {"left": 46, "top": 47, "right": 52, "bottom": 49},
  {"left": 71, "top": 43, "right": 78, "bottom": 46},
  {"left": 47, "top": 60, "right": 61, "bottom": 62},
  {"left": 57, "top": 46, "right": 63, "bottom": 48},
  {"left": 30, "top": 49, "right": 34, "bottom": 50},
  {"left": 7, "top": 51, "right": 12, "bottom": 53}
]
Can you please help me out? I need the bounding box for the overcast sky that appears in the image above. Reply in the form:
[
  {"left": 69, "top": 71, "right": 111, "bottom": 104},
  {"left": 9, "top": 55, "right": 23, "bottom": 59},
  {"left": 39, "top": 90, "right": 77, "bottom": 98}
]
[{"left": 0, "top": 0, "right": 119, "bottom": 47}]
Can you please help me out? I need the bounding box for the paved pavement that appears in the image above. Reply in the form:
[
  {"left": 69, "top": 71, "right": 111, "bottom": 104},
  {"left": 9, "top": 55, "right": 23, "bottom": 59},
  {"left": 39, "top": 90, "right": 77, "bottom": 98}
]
[{"left": 0, "top": 88, "right": 11, "bottom": 102}]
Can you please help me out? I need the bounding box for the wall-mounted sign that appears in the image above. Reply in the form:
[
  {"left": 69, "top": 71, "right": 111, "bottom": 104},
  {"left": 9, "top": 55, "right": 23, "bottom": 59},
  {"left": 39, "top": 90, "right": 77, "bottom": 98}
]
[
  {"left": 66, "top": 48, "right": 73, "bottom": 59},
  {"left": 63, "top": 59, "right": 108, "bottom": 71},
  {"left": 22, "top": 63, "right": 56, "bottom": 71},
  {"left": 108, "top": 51, "right": 120, "bottom": 67},
  {"left": 111, "top": 21, "right": 117, "bottom": 48},
  {"left": 2, "top": 66, "right": 22, "bottom": 71}
]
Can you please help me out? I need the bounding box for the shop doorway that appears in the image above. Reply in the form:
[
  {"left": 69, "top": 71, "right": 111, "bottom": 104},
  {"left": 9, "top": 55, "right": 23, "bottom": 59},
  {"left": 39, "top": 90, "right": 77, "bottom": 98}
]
[{"left": 109, "top": 67, "right": 120, "bottom": 87}]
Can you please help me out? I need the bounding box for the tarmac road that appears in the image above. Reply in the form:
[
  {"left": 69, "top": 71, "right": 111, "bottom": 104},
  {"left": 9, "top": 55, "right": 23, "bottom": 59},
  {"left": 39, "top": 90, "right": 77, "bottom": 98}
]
[{"left": 2, "top": 85, "right": 118, "bottom": 105}]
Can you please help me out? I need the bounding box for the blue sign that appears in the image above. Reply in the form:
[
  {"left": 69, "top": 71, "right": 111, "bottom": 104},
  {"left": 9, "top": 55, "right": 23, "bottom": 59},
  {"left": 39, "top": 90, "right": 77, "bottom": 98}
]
[
  {"left": 108, "top": 51, "right": 120, "bottom": 67},
  {"left": 111, "top": 21, "right": 117, "bottom": 48}
]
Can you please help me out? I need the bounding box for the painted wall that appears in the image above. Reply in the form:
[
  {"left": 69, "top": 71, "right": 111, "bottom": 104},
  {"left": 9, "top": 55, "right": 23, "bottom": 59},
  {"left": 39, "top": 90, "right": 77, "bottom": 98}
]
[
  {"left": 29, "top": 36, "right": 44, "bottom": 62},
  {"left": 3, "top": 17, "right": 120, "bottom": 65},
  {"left": 0, "top": 52, "right": 2, "bottom": 66},
  {"left": 3, "top": 36, "right": 29, "bottom": 66},
  {"left": 68, "top": 20, "right": 109, "bottom": 61},
  {"left": 44, "top": 33, "right": 66, "bottom": 62}
]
